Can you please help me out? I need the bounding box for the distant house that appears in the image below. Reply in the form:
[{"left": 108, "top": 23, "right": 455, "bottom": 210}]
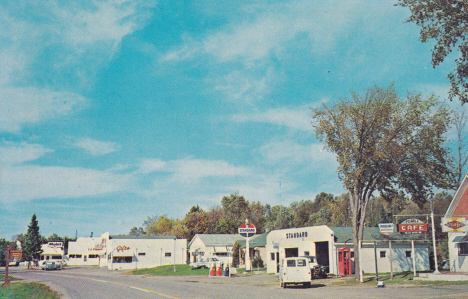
[
  {"left": 445, "top": 174, "right": 468, "bottom": 272},
  {"left": 40, "top": 241, "right": 65, "bottom": 262},
  {"left": 188, "top": 234, "right": 243, "bottom": 265}
]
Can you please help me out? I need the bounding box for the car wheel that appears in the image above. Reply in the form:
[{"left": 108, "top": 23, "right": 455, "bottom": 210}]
[{"left": 304, "top": 282, "right": 311, "bottom": 288}]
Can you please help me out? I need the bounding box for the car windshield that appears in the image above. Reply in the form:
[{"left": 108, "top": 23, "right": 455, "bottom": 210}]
[{"left": 297, "top": 259, "right": 307, "bottom": 267}]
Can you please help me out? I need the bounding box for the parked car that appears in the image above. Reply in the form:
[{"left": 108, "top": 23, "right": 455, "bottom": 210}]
[
  {"left": 189, "top": 257, "right": 220, "bottom": 269},
  {"left": 305, "top": 256, "right": 327, "bottom": 279},
  {"left": 279, "top": 257, "right": 311, "bottom": 288},
  {"left": 41, "top": 261, "right": 60, "bottom": 270}
]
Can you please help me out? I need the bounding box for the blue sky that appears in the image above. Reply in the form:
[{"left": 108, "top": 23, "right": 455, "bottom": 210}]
[{"left": 0, "top": 1, "right": 466, "bottom": 240}]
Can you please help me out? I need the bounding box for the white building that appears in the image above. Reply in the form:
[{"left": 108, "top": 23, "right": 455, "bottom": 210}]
[
  {"left": 265, "top": 225, "right": 430, "bottom": 275},
  {"left": 445, "top": 174, "right": 468, "bottom": 272},
  {"left": 266, "top": 225, "right": 336, "bottom": 274},
  {"left": 67, "top": 232, "right": 187, "bottom": 270},
  {"left": 188, "top": 234, "right": 243, "bottom": 265},
  {"left": 40, "top": 241, "right": 65, "bottom": 261}
]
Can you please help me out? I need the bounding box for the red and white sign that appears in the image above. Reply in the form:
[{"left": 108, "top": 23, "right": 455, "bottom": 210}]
[
  {"left": 398, "top": 219, "right": 427, "bottom": 234},
  {"left": 442, "top": 217, "right": 467, "bottom": 233},
  {"left": 238, "top": 223, "right": 256, "bottom": 238}
]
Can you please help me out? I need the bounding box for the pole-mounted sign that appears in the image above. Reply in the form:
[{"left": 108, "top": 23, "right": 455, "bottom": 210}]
[
  {"left": 442, "top": 217, "right": 467, "bottom": 233},
  {"left": 398, "top": 219, "right": 427, "bottom": 234},
  {"left": 238, "top": 219, "right": 256, "bottom": 272}
]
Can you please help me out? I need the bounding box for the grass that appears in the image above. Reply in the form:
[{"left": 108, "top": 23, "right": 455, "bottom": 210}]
[
  {"left": 130, "top": 264, "right": 266, "bottom": 276},
  {"left": 0, "top": 275, "right": 20, "bottom": 282},
  {"left": 0, "top": 282, "right": 61, "bottom": 299},
  {"left": 331, "top": 271, "right": 468, "bottom": 286},
  {"left": 130, "top": 264, "right": 210, "bottom": 276}
]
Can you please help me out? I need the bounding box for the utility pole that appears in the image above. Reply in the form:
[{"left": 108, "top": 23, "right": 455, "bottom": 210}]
[{"left": 431, "top": 200, "right": 440, "bottom": 274}]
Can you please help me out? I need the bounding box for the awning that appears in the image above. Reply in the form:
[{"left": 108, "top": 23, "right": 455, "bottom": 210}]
[
  {"left": 214, "top": 246, "right": 228, "bottom": 252},
  {"left": 453, "top": 236, "right": 468, "bottom": 243},
  {"left": 113, "top": 253, "right": 134, "bottom": 257}
]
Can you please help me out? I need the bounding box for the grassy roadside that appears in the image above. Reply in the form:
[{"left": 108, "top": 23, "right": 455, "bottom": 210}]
[
  {"left": 0, "top": 282, "right": 61, "bottom": 299},
  {"left": 331, "top": 272, "right": 468, "bottom": 286}
]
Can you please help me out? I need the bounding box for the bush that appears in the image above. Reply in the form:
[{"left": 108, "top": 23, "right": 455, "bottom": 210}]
[{"left": 252, "top": 255, "right": 263, "bottom": 268}]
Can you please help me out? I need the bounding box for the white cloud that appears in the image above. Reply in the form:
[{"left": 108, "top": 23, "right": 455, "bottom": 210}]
[
  {"left": 74, "top": 137, "right": 119, "bottom": 156},
  {"left": 231, "top": 105, "right": 313, "bottom": 131},
  {"left": 0, "top": 87, "right": 89, "bottom": 133},
  {"left": 259, "top": 140, "right": 335, "bottom": 166},
  {"left": 0, "top": 165, "right": 132, "bottom": 203},
  {"left": 0, "top": 142, "right": 53, "bottom": 165},
  {"left": 138, "top": 158, "right": 167, "bottom": 174}
]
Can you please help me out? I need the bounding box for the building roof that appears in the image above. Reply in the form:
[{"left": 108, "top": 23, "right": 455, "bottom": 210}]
[
  {"left": 109, "top": 235, "right": 177, "bottom": 240},
  {"left": 188, "top": 234, "right": 244, "bottom": 248},
  {"left": 446, "top": 174, "right": 468, "bottom": 219},
  {"left": 332, "top": 226, "right": 427, "bottom": 244},
  {"left": 237, "top": 232, "right": 268, "bottom": 248}
]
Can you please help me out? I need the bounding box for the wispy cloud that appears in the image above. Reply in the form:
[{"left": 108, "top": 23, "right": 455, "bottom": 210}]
[
  {"left": 74, "top": 137, "right": 119, "bottom": 156},
  {"left": 0, "top": 165, "right": 133, "bottom": 203},
  {"left": 0, "top": 87, "right": 89, "bottom": 133},
  {"left": 0, "top": 142, "right": 53, "bottom": 165},
  {"left": 230, "top": 105, "right": 313, "bottom": 131}
]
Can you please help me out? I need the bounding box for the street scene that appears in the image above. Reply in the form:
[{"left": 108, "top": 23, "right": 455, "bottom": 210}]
[{"left": 2, "top": 0, "right": 468, "bottom": 298}]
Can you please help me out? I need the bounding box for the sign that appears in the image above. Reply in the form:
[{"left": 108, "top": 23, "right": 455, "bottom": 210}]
[
  {"left": 9, "top": 250, "right": 22, "bottom": 259},
  {"left": 379, "top": 223, "right": 394, "bottom": 235},
  {"left": 116, "top": 246, "right": 130, "bottom": 252},
  {"left": 442, "top": 217, "right": 467, "bottom": 233},
  {"left": 238, "top": 223, "right": 256, "bottom": 238},
  {"left": 398, "top": 219, "right": 427, "bottom": 234},
  {"left": 286, "top": 231, "right": 308, "bottom": 239},
  {"left": 48, "top": 242, "right": 63, "bottom": 248}
]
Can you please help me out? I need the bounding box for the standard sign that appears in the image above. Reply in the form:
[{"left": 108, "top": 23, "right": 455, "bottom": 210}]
[
  {"left": 238, "top": 223, "right": 256, "bottom": 238},
  {"left": 398, "top": 219, "right": 427, "bottom": 234}
]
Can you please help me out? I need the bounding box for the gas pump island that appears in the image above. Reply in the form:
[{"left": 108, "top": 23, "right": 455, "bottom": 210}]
[{"left": 238, "top": 219, "right": 256, "bottom": 271}]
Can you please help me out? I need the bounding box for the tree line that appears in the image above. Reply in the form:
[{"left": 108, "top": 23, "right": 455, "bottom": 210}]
[{"left": 130, "top": 191, "right": 453, "bottom": 242}]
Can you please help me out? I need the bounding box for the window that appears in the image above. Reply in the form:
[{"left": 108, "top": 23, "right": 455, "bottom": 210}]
[
  {"left": 405, "top": 251, "right": 412, "bottom": 258},
  {"left": 304, "top": 251, "right": 310, "bottom": 257},
  {"left": 351, "top": 252, "right": 355, "bottom": 258},
  {"left": 459, "top": 243, "right": 468, "bottom": 255},
  {"left": 69, "top": 255, "right": 76, "bottom": 258},
  {"left": 214, "top": 252, "right": 228, "bottom": 257},
  {"left": 113, "top": 256, "right": 132, "bottom": 263},
  {"left": 297, "top": 259, "right": 307, "bottom": 267},
  {"left": 89, "top": 254, "right": 99, "bottom": 259},
  {"left": 380, "top": 251, "right": 386, "bottom": 258},
  {"left": 52, "top": 256, "right": 61, "bottom": 260},
  {"left": 84, "top": 256, "right": 87, "bottom": 262},
  {"left": 165, "top": 252, "right": 172, "bottom": 257},
  {"left": 138, "top": 252, "right": 146, "bottom": 256},
  {"left": 271, "top": 253, "right": 275, "bottom": 261},
  {"left": 286, "top": 260, "right": 296, "bottom": 267}
]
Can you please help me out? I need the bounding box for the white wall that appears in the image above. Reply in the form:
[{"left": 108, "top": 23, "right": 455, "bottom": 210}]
[{"left": 266, "top": 226, "right": 336, "bottom": 275}]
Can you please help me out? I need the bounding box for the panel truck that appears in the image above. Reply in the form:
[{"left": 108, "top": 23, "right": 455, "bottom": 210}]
[{"left": 279, "top": 257, "right": 311, "bottom": 288}]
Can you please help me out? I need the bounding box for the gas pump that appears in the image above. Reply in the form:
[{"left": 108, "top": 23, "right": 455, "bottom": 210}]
[{"left": 338, "top": 247, "right": 351, "bottom": 275}]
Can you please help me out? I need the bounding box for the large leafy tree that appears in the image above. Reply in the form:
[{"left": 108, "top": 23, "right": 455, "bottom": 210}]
[
  {"left": 23, "top": 214, "right": 43, "bottom": 264},
  {"left": 312, "top": 85, "right": 453, "bottom": 280},
  {"left": 398, "top": 0, "right": 468, "bottom": 103}
]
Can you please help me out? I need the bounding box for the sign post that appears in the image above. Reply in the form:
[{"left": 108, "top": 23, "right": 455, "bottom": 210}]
[
  {"left": 238, "top": 219, "right": 256, "bottom": 272},
  {"left": 3, "top": 245, "right": 10, "bottom": 287}
]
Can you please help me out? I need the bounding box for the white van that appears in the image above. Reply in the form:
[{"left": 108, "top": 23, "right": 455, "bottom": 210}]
[{"left": 279, "top": 257, "right": 312, "bottom": 288}]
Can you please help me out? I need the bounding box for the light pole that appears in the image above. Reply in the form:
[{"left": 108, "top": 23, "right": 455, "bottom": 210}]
[{"left": 173, "top": 237, "right": 176, "bottom": 272}]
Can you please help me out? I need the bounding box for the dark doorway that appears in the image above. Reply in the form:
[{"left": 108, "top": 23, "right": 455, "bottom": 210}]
[
  {"left": 285, "top": 247, "right": 299, "bottom": 258},
  {"left": 315, "top": 242, "right": 329, "bottom": 272}
]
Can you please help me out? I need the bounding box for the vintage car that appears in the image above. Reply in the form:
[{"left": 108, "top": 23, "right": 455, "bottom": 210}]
[
  {"left": 305, "top": 256, "right": 327, "bottom": 279},
  {"left": 189, "top": 257, "right": 220, "bottom": 269},
  {"left": 279, "top": 257, "right": 311, "bottom": 288},
  {"left": 40, "top": 261, "right": 60, "bottom": 270}
]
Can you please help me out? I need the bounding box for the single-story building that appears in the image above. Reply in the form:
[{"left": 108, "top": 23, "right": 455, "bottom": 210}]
[
  {"left": 188, "top": 234, "right": 243, "bottom": 265},
  {"left": 67, "top": 232, "right": 187, "bottom": 270},
  {"left": 237, "top": 232, "right": 268, "bottom": 267},
  {"left": 332, "top": 227, "right": 430, "bottom": 274},
  {"left": 266, "top": 225, "right": 336, "bottom": 274},
  {"left": 445, "top": 174, "right": 468, "bottom": 272},
  {"left": 40, "top": 241, "right": 65, "bottom": 261}
]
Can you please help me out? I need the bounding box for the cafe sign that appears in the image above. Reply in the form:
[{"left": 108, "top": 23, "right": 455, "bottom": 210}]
[
  {"left": 398, "top": 219, "right": 427, "bottom": 234},
  {"left": 442, "top": 217, "right": 467, "bottom": 233}
]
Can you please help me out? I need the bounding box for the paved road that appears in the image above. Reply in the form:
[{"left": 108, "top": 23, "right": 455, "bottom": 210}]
[{"left": 3, "top": 266, "right": 468, "bottom": 299}]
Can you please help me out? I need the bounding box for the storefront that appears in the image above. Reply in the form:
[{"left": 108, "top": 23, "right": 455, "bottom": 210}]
[
  {"left": 266, "top": 225, "right": 336, "bottom": 275},
  {"left": 67, "top": 232, "right": 187, "bottom": 270},
  {"left": 40, "top": 241, "right": 65, "bottom": 261}
]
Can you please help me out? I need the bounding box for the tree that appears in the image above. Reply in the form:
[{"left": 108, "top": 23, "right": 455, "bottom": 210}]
[
  {"left": 312, "top": 85, "right": 453, "bottom": 280},
  {"left": 452, "top": 109, "right": 468, "bottom": 186},
  {"left": 146, "top": 215, "right": 174, "bottom": 236},
  {"left": 129, "top": 227, "right": 145, "bottom": 236},
  {"left": 398, "top": 0, "right": 468, "bottom": 103},
  {"left": 23, "top": 214, "right": 43, "bottom": 266}
]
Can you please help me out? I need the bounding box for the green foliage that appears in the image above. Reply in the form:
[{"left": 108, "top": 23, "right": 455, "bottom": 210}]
[
  {"left": 231, "top": 241, "right": 240, "bottom": 267},
  {"left": 23, "top": 214, "right": 42, "bottom": 261},
  {"left": 0, "top": 282, "right": 60, "bottom": 299},
  {"left": 398, "top": 0, "right": 468, "bottom": 103},
  {"left": 252, "top": 254, "right": 264, "bottom": 268}
]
